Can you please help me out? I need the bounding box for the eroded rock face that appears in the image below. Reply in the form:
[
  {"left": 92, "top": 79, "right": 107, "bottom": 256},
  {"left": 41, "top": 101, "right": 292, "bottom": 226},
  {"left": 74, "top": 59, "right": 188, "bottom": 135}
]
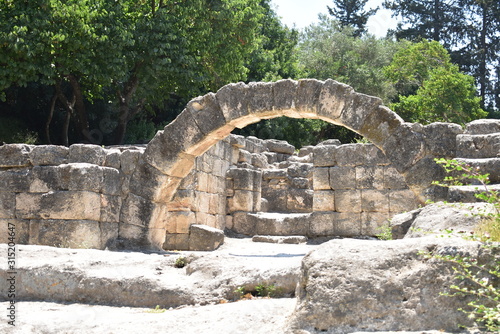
[{"left": 286, "top": 237, "right": 487, "bottom": 333}]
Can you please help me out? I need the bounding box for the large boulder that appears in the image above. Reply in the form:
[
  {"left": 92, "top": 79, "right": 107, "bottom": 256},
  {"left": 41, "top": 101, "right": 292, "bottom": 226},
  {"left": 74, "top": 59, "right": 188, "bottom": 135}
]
[{"left": 286, "top": 237, "right": 491, "bottom": 333}]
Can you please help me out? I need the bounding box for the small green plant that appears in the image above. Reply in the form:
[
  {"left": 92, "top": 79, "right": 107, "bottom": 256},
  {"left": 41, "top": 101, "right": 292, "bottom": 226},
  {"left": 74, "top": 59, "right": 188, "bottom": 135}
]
[
  {"left": 174, "top": 257, "right": 187, "bottom": 268},
  {"left": 375, "top": 223, "right": 393, "bottom": 240},
  {"left": 255, "top": 283, "right": 276, "bottom": 297},
  {"left": 145, "top": 305, "right": 166, "bottom": 313}
]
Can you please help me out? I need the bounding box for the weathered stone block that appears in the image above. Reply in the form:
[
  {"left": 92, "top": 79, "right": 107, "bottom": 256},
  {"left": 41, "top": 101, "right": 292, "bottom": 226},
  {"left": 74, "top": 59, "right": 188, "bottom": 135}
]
[
  {"left": 118, "top": 223, "right": 153, "bottom": 250},
  {"left": 69, "top": 144, "right": 106, "bottom": 165},
  {"left": 465, "top": 119, "right": 500, "bottom": 135},
  {"left": 167, "top": 211, "right": 196, "bottom": 234},
  {"left": 359, "top": 105, "right": 404, "bottom": 147},
  {"left": 329, "top": 166, "right": 356, "bottom": 190},
  {"left": 129, "top": 162, "right": 181, "bottom": 202},
  {"left": 288, "top": 163, "right": 313, "bottom": 178},
  {"left": 29, "top": 145, "right": 68, "bottom": 166},
  {"left": 384, "top": 166, "right": 408, "bottom": 190},
  {"left": 187, "top": 92, "right": 230, "bottom": 138},
  {"left": 294, "top": 79, "right": 324, "bottom": 117},
  {"left": 119, "top": 193, "right": 154, "bottom": 227},
  {"left": 253, "top": 212, "right": 310, "bottom": 236},
  {"left": 364, "top": 144, "right": 389, "bottom": 166},
  {"left": 0, "top": 219, "right": 29, "bottom": 244},
  {"left": 339, "top": 92, "right": 383, "bottom": 132},
  {"left": 313, "top": 145, "right": 337, "bottom": 167},
  {"left": 423, "top": 122, "right": 463, "bottom": 157},
  {"left": 362, "top": 211, "right": 390, "bottom": 236},
  {"left": 0, "top": 144, "right": 32, "bottom": 167},
  {"left": 0, "top": 169, "right": 31, "bottom": 192},
  {"left": 16, "top": 191, "right": 101, "bottom": 221},
  {"left": 313, "top": 167, "right": 330, "bottom": 190},
  {"left": 163, "top": 233, "right": 190, "bottom": 251},
  {"left": 29, "top": 219, "right": 101, "bottom": 249},
  {"left": 262, "top": 169, "right": 287, "bottom": 180},
  {"left": 456, "top": 133, "right": 500, "bottom": 159},
  {"left": 100, "top": 194, "right": 122, "bottom": 223},
  {"left": 0, "top": 192, "right": 15, "bottom": 218},
  {"left": 333, "top": 212, "right": 362, "bottom": 236},
  {"left": 247, "top": 81, "right": 275, "bottom": 116},
  {"left": 317, "top": 79, "right": 354, "bottom": 121},
  {"left": 290, "top": 177, "right": 310, "bottom": 189},
  {"left": 287, "top": 189, "right": 313, "bottom": 212},
  {"left": 389, "top": 190, "right": 420, "bottom": 213},
  {"left": 361, "top": 189, "right": 389, "bottom": 212},
  {"left": 167, "top": 189, "right": 196, "bottom": 211},
  {"left": 313, "top": 190, "right": 335, "bottom": 212},
  {"left": 261, "top": 188, "right": 287, "bottom": 212},
  {"left": 335, "top": 190, "right": 361, "bottom": 213},
  {"left": 309, "top": 212, "right": 334, "bottom": 236},
  {"left": 251, "top": 153, "right": 268, "bottom": 168},
  {"left": 195, "top": 192, "right": 210, "bottom": 213},
  {"left": 356, "top": 166, "right": 384, "bottom": 189},
  {"left": 335, "top": 144, "right": 366, "bottom": 166},
  {"left": 265, "top": 139, "right": 295, "bottom": 155},
  {"left": 216, "top": 82, "right": 260, "bottom": 128},
  {"left": 120, "top": 149, "right": 143, "bottom": 175},
  {"left": 238, "top": 149, "right": 252, "bottom": 163},
  {"left": 62, "top": 163, "right": 104, "bottom": 192},
  {"left": 101, "top": 167, "right": 121, "bottom": 196},
  {"left": 100, "top": 222, "right": 119, "bottom": 249},
  {"left": 103, "top": 148, "right": 121, "bottom": 169},
  {"left": 273, "top": 79, "right": 297, "bottom": 112},
  {"left": 188, "top": 224, "right": 224, "bottom": 251},
  {"left": 231, "top": 212, "right": 256, "bottom": 235},
  {"left": 382, "top": 123, "right": 426, "bottom": 173},
  {"left": 30, "top": 166, "right": 63, "bottom": 192},
  {"left": 227, "top": 168, "right": 254, "bottom": 191},
  {"left": 227, "top": 190, "right": 254, "bottom": 212}
]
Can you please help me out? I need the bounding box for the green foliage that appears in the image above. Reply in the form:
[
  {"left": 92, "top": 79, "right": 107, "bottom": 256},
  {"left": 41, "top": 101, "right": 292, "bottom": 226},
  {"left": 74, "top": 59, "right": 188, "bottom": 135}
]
[
  {"left": 375, "top": 223, "right": 393, "bottom": 240},
  {"left": 327, "top": 0, "right": 379, "bottom": 37},
  {"left": 386, "top": 41, "right": 487, "bottom": 124},
  {"left": 145, "top": 305, "right": 166, "bottom": 313},
  {"left": 174, "top": 257, "right": 187, "bottom": 269},
  {"left": 255, "top": 283, "right": 276, "bottom": 297},
  {"left": 0, "top": 116, "right": 39, "bottom": 144}
]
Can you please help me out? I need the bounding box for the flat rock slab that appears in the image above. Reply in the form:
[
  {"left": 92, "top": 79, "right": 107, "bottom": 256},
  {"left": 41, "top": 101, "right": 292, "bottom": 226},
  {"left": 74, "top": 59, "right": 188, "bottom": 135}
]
[{"left": 0, "top": 237, "right": 317, "bottom": 308}]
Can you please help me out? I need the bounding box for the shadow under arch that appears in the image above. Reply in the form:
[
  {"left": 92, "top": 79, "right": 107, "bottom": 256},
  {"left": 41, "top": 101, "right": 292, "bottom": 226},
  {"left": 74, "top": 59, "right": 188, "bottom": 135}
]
[{"left": 122, "top": 79, "right": 461, "bottom": 250}]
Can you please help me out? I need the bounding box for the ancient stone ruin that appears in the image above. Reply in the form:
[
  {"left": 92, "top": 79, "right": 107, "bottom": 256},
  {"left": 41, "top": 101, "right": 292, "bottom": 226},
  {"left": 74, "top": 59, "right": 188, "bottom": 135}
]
[{"left": 1, "top": 79, "right": 499, "bottom": 251}]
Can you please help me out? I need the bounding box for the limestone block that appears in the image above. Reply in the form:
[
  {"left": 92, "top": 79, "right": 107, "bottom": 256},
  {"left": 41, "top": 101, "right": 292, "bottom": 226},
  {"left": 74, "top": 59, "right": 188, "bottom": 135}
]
[
  {"left": 186, "top": 92, "right": 230, "bottom": 137},
  {"left": 313, "top": 190, "right": 335, "bottom": 212},
  {"left": 216, "top": 82, "right": 260, "bottom": 129},
  {"left": 356, "top": 166, "right": 384, "bottom": 189},
  {"left": 456, "top": 133, "right": 500, "bottom": 159},
  {"left": 335, "top": 144, "right": 366, "bottom": 166},
  {"left": 225, "top": 215, "right": 233, "bottom": 229},
  {"left": 362, "top": 212, "right": 390, "bottom": 236},
  {"left": 313, "top": 145, "right": 337, "bottom": 167},
  {"left": 188, "top": 224, "right": 224, "bottom": 251},
  {"left": 196, "top": 171, "right": 209, "bottom": 193},
  {"left": 215, "top": 214, "right": 226, "bottom": 230},
  {"left": 384, "top": 166, "right": 408, "bottom": 190},
  {"left": 273, "top": 79, "right": 297, "bottom": 112},
  {"left": 293, "top": 79, "right": 324, "bottom": 117},
  {"left": 333, "top": 212, "right": 362, "bottom": 236},
  {"left": 309, "top": 212, "right": 334, "bottom": 236},
  {"left": 318, "top": 139, "right": 342, "bottom": 146},
  {"left": 167, "top": 211, "right": 196, "bottom": 234},
  {"left": 16, "top": 191, "right": 101, "bottom": 221},
  {"left": 30, "top": 166, "right": 63, "bottom": 192},
  {"left": 103, "top": 148, "right": 121, "bottom": 169},
  {"left": 261, "top": 189, "right": 287, "bottom": 212},
  {"left": 228, "top": 190, "right": 253, "bottom": 212},
  {"left": 364, "top": 144, "right": 389, "bottom": 166},
  {"left": 0, "top": 169, "right": 31, "bottom": 192},
  {"left": 329, "top": 166, "right": 356, "bottom": 190},
  {"left": 260, "top": 197, "right": 269, "bottom": 212},
  {"left": 29, "top": 219, "right": 101, "bottom": 249},
  {"left": 0, "top": 192, "right": 15, "bottom": 218},
  {"left": 163, "top": 233, "right": 190, "bottom": 251},
  {"left": 206, "top": 174, "right": 223, "bottom": 194},
  {"left": 229, "top": 134, "right": 246, "bottom": 148},
  {"left": 287, "top": 189, "right": 313, "bottom": 212},
  {"left": 290, "top": 177, "right": 310, "bottom": 189},
  {"left": 403, "top": 157, "right": 446, "bottom": 191},
  {"left": 262, "top": 169, "right": 287, "bottom": 180},
  {"left": 389, "top": 190, "right": 420, "bottom": 213},
  {"left": 129, "top": 162, "right": 181, "bottom": 202},
  {"left": 288, "top": 163, "right": 313, "bottom": 178},
  {"left": 195, "top": 192, "right": 210, "bottom": 213},
  {"left": 100, "top": 195, "right": 122, "bottom": 223},
  {"left": 238, "top": 149, "right": 252, "bottom": 163},
  {"left": 245, "top": 137, "right": 267, "bottom": 153},
  {"left": 100, "top": 222, "right": 119, "bottom": 249},
  {"left": 265, "top": 139, "right": 295, "bottom": 155},
  {"left": 119, "top": 193, "right": 154, "bottom": 227},
  {"left": 251, "top": 153, "right": 268, "bottom": 168},
  {"left": 69, "top": 144, "right": 106, "bottom": 165},
  {"left": 225, "top": 178, "right": 234, "bottom": 197},
  {"left": 246, "top": 81, "right": 275, "bottom": 116},
  {"left": 252, "top": 212, "right": 310, "bottom": 236},
  {"left": 361, "top": 189, "right": 389, "bottom": 212},
  {"left": 465, "top": 119, "right": 500, "bottom": 135},
  {"left": 339, "top": 92, "right": 383, "bottom": 132},
  {"left": 0, "top": 144, "right": 32, "bottom": 167},
  {"left": 252, "top": 191, "right": 262, "bottom": 212},
  {"left": 29, "top": 145, "right": 69, "bottom": 166},
  {"left": 313, "top": 167, "right": 330, "bottom": 190},
  {"left": 359, "top": 105, "right": 404, "bottom": 147},
  {"left": 61, "top": 163, "right": 104, "bottom": 193},
  {"left": 120, "top": 149, "right": 142, "bottom": 175},
  {"left": 0, "top": 219, "right": 30, "bottom": 244},
  {"left": 167, "top": 189, "right": 196, "bottom": 211},
  {"left": 101, "top": 167, "right": 121, "bottom": 196},
  {"left": 382, "top": 123, "right": 427, "bottom": 173},
  {"left": 231, "top": 212, "right": 256, "bottom": 235},
  {"left": 298, "top": 146, "right": 314, "bottom": 157},
  {"left": 227, "top": 168, "right": 256, "bottom": 191},
  {"left": 317, "top": 79, "right": 354, "bottom": 121},
  {"left": 335, "top": 190, "right": 361, "bottom": 213},
  {"left": 423, "top": 122, "right": 463, "bottom": 157}
]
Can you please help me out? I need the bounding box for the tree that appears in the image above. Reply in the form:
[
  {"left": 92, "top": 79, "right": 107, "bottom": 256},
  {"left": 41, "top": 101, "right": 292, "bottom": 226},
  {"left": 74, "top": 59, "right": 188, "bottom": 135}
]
[
  {"left": 327, "top": 0, "right": 378, "bottom": 36},
  {"left": 386, "top": 40, "right": 487, "bottom": 124}
]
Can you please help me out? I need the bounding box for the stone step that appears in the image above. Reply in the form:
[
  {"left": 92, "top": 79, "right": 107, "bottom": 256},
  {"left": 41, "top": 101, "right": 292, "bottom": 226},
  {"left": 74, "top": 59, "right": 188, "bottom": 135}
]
[
  {"left": 247, "top": 212, "right": 312, "bottom": 236},
  {"left": 456, "top": 157, "right": 500, "bottom": 183},
  {"left": 465, "top": 119, "right": 500, "bottom": 135},
  {"left": 456, "top": 133, "right": 500, "bottom": 159},
  {"left": 447, "top": 184, "right": 500, "bottom": 203}
]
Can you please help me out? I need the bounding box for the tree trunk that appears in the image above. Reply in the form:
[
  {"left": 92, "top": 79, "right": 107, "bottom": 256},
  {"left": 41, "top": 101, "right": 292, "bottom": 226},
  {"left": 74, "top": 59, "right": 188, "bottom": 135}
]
[
  {"left": 67, "top": 75, "right": 92, "bottom": 143},
  {"left": 54, "top": 80, "right": 75, "bottom": 146},
  {"left": 114, "top": 62, "right": 142, "bottom": 144},
  {"left": 45, "top": 93, "right": 57, "bottom": 144}
]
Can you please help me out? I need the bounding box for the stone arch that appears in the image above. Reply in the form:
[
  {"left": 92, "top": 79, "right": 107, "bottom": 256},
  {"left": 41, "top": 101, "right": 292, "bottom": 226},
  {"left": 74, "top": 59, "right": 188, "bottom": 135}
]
[{"left": 122, "top": 79, "right": 461, "bottom": 250}]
